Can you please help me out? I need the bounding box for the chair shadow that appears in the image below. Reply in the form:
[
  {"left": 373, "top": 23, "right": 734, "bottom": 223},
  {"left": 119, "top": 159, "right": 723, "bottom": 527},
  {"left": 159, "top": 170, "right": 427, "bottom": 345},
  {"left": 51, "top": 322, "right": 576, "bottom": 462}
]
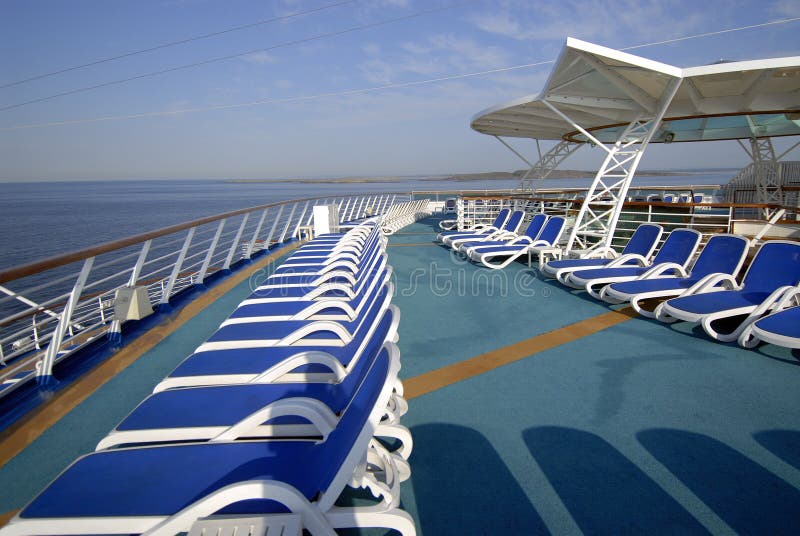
[
  {"left": 638, "top": 428, "right": 800, "bottom": 535},
  {"left": 523, "top": 426, "right": 707, "bottom": 534},
  {"left": 753, "top": 429, "right": 800, "bottom": 471},
  {"left": 410, "top": 423, "right": 547, "bottom": 535}
]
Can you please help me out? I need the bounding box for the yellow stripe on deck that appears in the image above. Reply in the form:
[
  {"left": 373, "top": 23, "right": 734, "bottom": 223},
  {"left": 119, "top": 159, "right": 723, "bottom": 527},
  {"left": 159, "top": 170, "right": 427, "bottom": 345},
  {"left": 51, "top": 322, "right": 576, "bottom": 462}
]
[{"left": 404, "top": 307, "right": 637, "bottom": 400}]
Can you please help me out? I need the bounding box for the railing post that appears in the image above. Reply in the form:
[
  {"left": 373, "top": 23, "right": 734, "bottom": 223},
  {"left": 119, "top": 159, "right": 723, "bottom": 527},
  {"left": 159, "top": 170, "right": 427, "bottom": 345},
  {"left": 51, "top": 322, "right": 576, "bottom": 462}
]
[
  {"left": 198, "top": 220, "right": 226, "bottom": 283},
  {"left": 292, "top": 201, "right": 310, "bottom": 238},
  {"left": 340, "top": 198, "right": 352, "bottom": 222},
  {"left": 223, "top": 214, "right": 249, "bottom": 270},
  {"left": 245, "top": 208, "right": 269, "bottom": 259},
  {"left": 38, "top": 257, "right": 94, "bottom": 382},
  {"left": 265, "top": 205, "right": 284, "bottom": 246},
  {"left": 160, "top": 227, "right": 195, "bottom": 305},
  {"left": 108, "top": 239, "right": 152, "bottom": 341},
  {"left": 32, "top": 314, "right": 40, "bottom": 350},
  {"left": 279, "top": 203, "right": 298, "bottom": 243}
]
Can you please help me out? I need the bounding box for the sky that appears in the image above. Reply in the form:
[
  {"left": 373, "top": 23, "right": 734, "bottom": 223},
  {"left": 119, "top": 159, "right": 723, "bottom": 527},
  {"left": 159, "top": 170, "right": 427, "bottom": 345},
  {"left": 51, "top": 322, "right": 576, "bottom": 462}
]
[{"left": 1, "top": 0, "right": 799, "bottom": 181}]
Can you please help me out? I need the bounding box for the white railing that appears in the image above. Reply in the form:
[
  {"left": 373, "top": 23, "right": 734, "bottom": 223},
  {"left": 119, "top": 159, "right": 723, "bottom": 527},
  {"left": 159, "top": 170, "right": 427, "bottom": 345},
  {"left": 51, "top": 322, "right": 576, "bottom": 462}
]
[{"left": 0, "top": 193, "right": 408, "bottom": 396}]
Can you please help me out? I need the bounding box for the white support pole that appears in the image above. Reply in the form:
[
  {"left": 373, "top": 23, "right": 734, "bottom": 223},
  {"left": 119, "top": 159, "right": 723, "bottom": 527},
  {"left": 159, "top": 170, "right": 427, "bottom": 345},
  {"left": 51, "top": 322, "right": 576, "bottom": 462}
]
[
  {"left": 128, "top": 240, "right": 151, "bottom": 286},
  {"left": 279, "top": 203, "right": 298, "bottom": 243},
  {"left": 198, "top": 220, "right": 225, "bottom": 283},
  {"left": 245, "top": 208, "right": 269, "bottom": 259},
  {"left": 547, "top": 77, "right": 682, "bottom": 255},
  {"left": 748, "top": 136, "right": 783, "bottom": 211},
  {"left": 340, "top": 198, "right": 352, "bottom": 222},
  {"left": 109, "top": 239, "right": 152, "bottom": 338},
  {"left": 38, "top": 257, "right": 94, "bottom": 380},
  {"left": 358, "top": 196, "right": 368, "bottom": 218},
  {"left": 292, "top": 201, "right": 310, "bottom": 238},
  {"left": 507, "top": 138, "right": 583, "bottom": 192},
  {"left": 223, "top": 214, "right": 249, "bottom": 270},
  {"left": 265, "top": 205, "right": 284, "bottom": 246},
  {"left": 160, "top": 227, "right": 195, "bottom": 304}
]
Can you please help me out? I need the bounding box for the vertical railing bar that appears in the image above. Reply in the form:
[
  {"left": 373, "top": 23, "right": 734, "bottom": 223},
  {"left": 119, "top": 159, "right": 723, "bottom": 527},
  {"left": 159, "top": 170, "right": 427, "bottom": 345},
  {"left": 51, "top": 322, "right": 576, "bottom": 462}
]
[
  {"left": 279, "top": 203, "right": 298, "bottom": 243},
  {"left": 292, "top": 201, "right": 310, "bottom": 238},
  {"left": 355, "top": 196, "right": 366, "bottom": 219},
  {"left": 128, "top": 240, "right": 152, "bottom": 286},
  {"left": 223, "top": 214, "right": 249, "bottom": 270},
  {"left": 198, "top": 220, "right": 225, "bottom": 283},
  {"left": 341, "top": 198, "right": 352, "bottom": 223},
  {"left": 160, "top": 227, "right": 196, "bottom": 304},
  {"left": 38, "top": 256, "right": 94, "bottom": 380},
  {"left": 265, "top": 204, "right": 285, "bottom": 246},
  {"left": 245, "top": 208, "right": 269, "bottom": 259}
]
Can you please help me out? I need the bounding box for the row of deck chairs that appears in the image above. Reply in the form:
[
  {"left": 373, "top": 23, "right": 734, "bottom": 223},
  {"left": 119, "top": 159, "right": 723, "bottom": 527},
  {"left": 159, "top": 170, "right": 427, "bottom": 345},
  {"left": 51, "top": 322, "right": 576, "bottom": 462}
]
[
  {"left": 2, "top": 222, "right": 416, "bottom": 536},
  {"left": 380, "top": 200, "right": 432, "bottom": 235},
  {"left": 542, "top": 223, "right": 800, "bottom": 349},
  {"left": 436, "top": 208, "right": 567, "bottom": 269}
]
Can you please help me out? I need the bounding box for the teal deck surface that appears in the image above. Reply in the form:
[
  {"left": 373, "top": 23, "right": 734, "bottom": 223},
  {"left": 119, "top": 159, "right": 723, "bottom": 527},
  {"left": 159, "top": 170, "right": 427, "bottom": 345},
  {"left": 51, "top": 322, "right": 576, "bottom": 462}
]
[{"left": 1, "top": 216, "right": 799, "bottom": 535}]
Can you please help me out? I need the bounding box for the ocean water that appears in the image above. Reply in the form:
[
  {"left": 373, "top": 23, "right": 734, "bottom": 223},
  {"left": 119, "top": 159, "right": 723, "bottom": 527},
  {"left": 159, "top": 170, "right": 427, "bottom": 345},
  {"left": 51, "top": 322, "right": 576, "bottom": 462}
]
[{"left": 0, "top": 172, "right": 733, "bottom": 272}]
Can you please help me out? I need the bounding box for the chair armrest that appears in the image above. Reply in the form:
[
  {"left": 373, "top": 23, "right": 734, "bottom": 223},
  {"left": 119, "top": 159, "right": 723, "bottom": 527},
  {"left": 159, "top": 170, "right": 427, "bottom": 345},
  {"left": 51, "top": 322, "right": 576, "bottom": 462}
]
[
  {"left": 683, "top": 273, "right": 740, "bottom": 295},
  {"left": 582, "top": 246, "right": 619, "bottom": 259},
  {"left": 506, "top": 236, "right": 533, "bottom": 246},
  {"left": 638, "top": 262, "right": 688, "bottom": 279},
  {"left": 607, "top": 253, "right": 648, "bottom": 267}
]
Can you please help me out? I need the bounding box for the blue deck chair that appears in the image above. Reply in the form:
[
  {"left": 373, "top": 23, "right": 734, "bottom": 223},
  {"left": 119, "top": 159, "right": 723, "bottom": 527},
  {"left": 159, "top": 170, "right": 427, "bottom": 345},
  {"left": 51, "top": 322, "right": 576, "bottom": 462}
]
[
  {"left": 743, "top": 302, "right": 800, "bottom": 348},
  {"left": 657, "top": 241, "right": 800, "bottom": 342},
  {"left": 155, "top": 299, "right": 399, "bottom": 391},
  {"left": 247, "top": 250, "right": 386, "bottom": 303},
  {"left": 275, "top": 230, "right": 384, "bottom": 274},
  {"left": 444, "top": 210, "right": 526, "bottom": 249},
  {"left": 296, "top": 223, "right": 374, "bottom": 249},
  {"left": 197, "top": 282, "right": 392, "bottom": 353},
  {"left": 254, "top": 247, "right": 386, "bottom": 295},
  {"left": 457, "top": 213, "right": 548, "bottom": 256},
  {"left": 267, "top": 246, "right": 384, "bottom": 287},
  {"left": 435, "top": 208, "right": 511, "bottom": 243},
  {"left": 97, "top": 342, "right": 409, "bottom": 453},
  {"left": 541, "top": 223, "right": 663, "bottom": 284},
  {"left": 289, "top": 224, "right": 381, "bottom": 259},
  {"left": 600, "top": 234, "right": 749, "bottom": 316},
  {"left": 3, "top": 347, "right": 415, "bottom": 536},
  {"left": 566, "top": 228, "right": 702, "bottom": 298},
  {"left": 231, "top": 267, "right": 391, "bottom": 323},
  {"left": 466, "top": 216, "right": 566, "bottom": 270}
]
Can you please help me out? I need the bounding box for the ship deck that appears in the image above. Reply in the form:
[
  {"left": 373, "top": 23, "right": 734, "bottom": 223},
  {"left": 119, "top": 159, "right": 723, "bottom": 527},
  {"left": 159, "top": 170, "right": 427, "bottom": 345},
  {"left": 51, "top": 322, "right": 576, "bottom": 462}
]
[{"left": 1, "top": 215, "right": 799, "bottom": 534}]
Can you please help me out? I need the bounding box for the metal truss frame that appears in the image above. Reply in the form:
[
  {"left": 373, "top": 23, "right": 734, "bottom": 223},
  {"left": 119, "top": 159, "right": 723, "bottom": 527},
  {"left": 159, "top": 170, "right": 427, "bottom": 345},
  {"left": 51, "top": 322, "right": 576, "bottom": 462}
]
[
  {"left": 493, "top": 136, "right": 582, "bottom": 192},
  {"left": 543, "top": 77, "right": 681, "bottom": 256}
]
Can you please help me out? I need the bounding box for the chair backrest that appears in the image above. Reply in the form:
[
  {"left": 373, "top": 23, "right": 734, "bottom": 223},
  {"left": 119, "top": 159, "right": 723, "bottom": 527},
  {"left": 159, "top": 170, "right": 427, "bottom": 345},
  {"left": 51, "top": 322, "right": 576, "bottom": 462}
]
[
  {"left": 693, "top": 194, "right": 704, "bottom": 203},
  {"left": 537, "top": 216, "right": 566, "bottom": 246},
  {"left": 688, "top": 234, "right": 749, "bottom": 279},
  {"left": 523, "top": 214, "right": 548, "bottom": 240},
  {"left": 663, "top": 194, "right": 675, "bottom": 203},
  {"left": 503, "top": 210, "right": 525, "bottom": 233},
  {"left": 319, "top": 342, "right": 398, "bottom": 511},
  {"left": 621, "top": 224, "right": 663, "bottom": 257},
  {"left": 490, "top": 208, "right": 511, "bottom": 228},
  {"left": 742, "top": 241, "right": 800, "bottom": 292},
  {"left": 651, "top": 228, "right": 702, "bottom": 267}
]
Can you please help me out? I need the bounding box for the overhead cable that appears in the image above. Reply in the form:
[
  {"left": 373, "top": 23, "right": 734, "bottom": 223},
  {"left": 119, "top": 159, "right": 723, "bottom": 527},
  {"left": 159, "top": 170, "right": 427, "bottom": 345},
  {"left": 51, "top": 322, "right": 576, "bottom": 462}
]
[{"left": 1, "top": 15, "right": 798, "bottom": 132}]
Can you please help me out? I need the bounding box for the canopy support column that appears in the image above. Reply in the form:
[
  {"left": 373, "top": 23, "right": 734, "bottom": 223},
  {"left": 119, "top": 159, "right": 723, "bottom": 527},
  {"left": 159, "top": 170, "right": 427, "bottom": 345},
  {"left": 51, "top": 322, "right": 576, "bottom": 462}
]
[
  {"left": 736, "top": 136, "right": 783, "bottom": 216},
  {"left": 543, "top": 76, "right": 681, "bottom": 256},
  {"left": 493, "top": 136, "right": 582, "bottom": 193}
]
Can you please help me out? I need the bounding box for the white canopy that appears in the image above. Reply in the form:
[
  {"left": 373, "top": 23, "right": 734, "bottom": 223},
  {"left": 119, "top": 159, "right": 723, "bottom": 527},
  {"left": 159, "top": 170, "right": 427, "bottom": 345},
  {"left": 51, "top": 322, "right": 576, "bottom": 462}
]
[{"left": 471, "top": 38, "right": 800, "bottom": 142}]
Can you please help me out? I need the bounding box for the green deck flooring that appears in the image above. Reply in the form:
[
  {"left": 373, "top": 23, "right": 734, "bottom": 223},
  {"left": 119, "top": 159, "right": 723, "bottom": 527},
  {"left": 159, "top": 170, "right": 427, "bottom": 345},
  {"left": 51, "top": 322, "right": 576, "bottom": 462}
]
[
  {"left": 391, "top": 217, "right": 800, "bottom": 535},
  {"left": 1, "top": 217, "right": 799, "bottom": 535}
]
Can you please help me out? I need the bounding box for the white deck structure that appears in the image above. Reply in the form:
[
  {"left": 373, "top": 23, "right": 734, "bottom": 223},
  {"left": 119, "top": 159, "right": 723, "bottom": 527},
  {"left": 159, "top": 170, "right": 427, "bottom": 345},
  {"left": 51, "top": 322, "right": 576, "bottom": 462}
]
[{"left": 472, "top": 38, "right": 800, "bottom": 256}]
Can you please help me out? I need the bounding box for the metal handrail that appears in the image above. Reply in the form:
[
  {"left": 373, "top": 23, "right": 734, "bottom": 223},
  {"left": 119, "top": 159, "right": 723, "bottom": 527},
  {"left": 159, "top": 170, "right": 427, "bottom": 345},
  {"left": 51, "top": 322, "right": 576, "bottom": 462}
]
[{"left": 0, "top": 192, "right": 410, "bottom": 394}]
